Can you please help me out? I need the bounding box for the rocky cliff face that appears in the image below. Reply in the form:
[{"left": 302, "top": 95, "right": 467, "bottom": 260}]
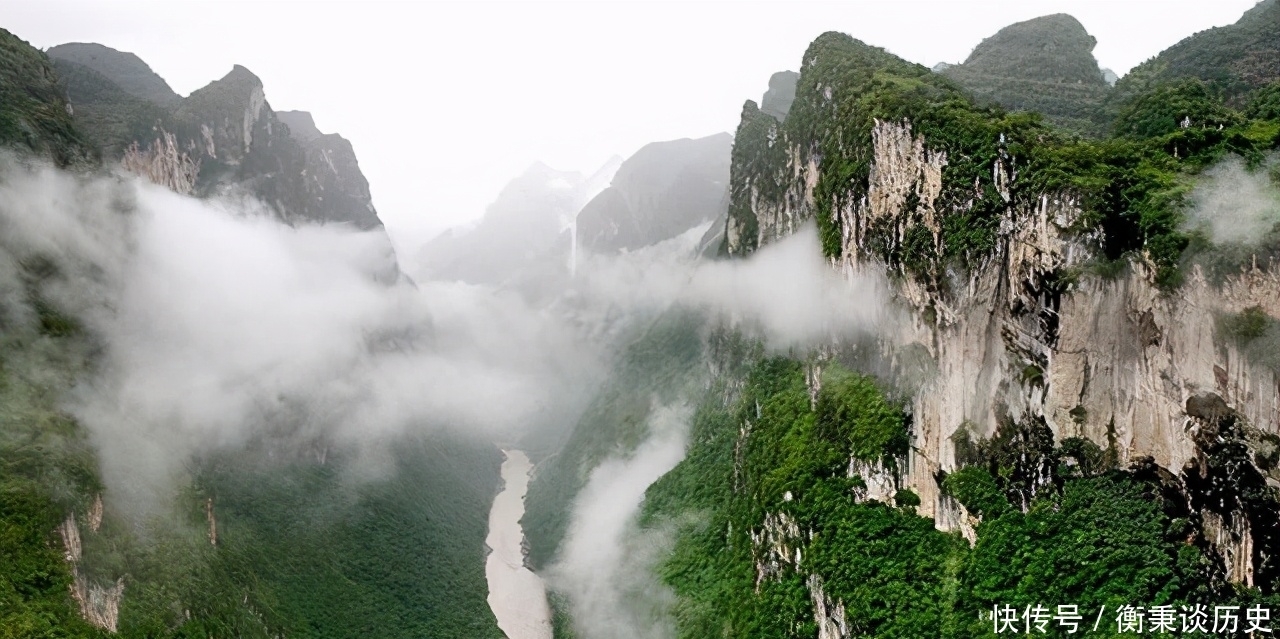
[
  {"left": 723, "top": 31, "right": 1280, "bottom": 586},
  {"left": 48, "top": 45, "right": 386, "bottom": 233},
  {"left": 576, "top": 133, "right": 731, "bottom": 254}
]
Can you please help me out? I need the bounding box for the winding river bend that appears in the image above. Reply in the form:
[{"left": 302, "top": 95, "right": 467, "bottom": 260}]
[{"left": 486, "top": 450, "right": 553, "bottom": 639}]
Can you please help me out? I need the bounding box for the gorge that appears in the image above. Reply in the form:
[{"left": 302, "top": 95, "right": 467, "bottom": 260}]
[{"left": 3, "top": 2, "right": 1280, "bottom": 638}]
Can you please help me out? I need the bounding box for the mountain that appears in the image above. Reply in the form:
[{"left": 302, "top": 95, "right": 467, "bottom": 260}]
[
  {"left": 528, "top": 23, "right": 1280, "bottom": 638},
  {"left": 8, "top": 8, "right": 1280, "bottom": 639},
  {"left": 941, "top": 13, "right": 1110, "bottom": 135},
  {"left": 1114, "top": 0, "right": 1280, "bottom": 105},
  {"left": 576, "top": 133, "right": 731, "bottom": 253},
  {"left": 46, "top": 42, "right": 181, "bottom": 107},
  {"left": 0, "top": 28, "right": 94, "bottom": 166},
  {"left": 417, "top": 160, "right": 614, "bottom": 287},
  {"left": 2, "top": 29, "right": 500, "bottom": 638},
  {"left": 48, "top": 46, "right": 385, "bottom": 233}
]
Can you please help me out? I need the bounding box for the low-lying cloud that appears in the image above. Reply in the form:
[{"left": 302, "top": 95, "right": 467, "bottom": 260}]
[
  {"left": 1186, "top": 155, "right": 1280, "bottom": 244},
  {"left": 570, "top": 221, "right": 892, "bottom": 348},
  {"left": 547, "top": 404, "right": 690, "bottom": 639},
  {"left": 1, "top": 155, "right": 891, "bottom": 522},
  {"left": 1, "top": 158, "right": 598, "bottom": 512}
]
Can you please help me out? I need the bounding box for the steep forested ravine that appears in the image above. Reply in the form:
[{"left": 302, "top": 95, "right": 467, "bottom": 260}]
[{"left": 6, "top": 2, "right": 1280, "bottom": 638}]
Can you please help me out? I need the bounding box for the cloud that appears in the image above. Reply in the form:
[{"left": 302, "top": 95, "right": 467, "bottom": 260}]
[
  {"left": 547, "top": 403, "right": 690, "bottom": 639},
  {"left": 1186, "top": 155, "right": 1280, "bottom": 245},
  {"left": 1, "top": 154, "right": 890, "bottom": 524},
  {"left": 0, "top": 157, "right": 602, "bottom": 514},
  {"left": 570, "top": 221, "right": 892, "bottom": 348}
]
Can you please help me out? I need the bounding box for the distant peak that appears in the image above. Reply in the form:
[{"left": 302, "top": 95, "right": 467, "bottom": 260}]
[
  {"left": 762, "top": 70, "right": 800, "bottom": 120},
  {"left": 968, "top": 13, "right": 1097, "bottom": 63},
  {"left": 222, "top": 64, "right": 263, "bottom": 87},
  {"left": 957, "top": 12, "right": 1105, "bottom": 87},
  {"left": 46, "top": 41, "right": 180, "bottom": 105},
  {"left": 277, "top": 110, "right": 323, "bottom": 143}
]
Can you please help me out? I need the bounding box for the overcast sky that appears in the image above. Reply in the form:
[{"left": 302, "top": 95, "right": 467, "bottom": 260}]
[{"left": 4, "top": 0, "right": 1261, "bottom": 255}]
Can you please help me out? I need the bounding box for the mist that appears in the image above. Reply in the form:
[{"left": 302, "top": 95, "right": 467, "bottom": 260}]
[
  {"left": 1186, "top": 155, "right": 1280, "bottom": 244},
  {"left": 569, "top": 221, "right": 893, "bottom": 348},
  {"left": 547, "top": 404, "right": 690, "bottom": 639},
  {"left": 0, "top": 157, "right": 602, "bottom": 514},
  {"left": 1, "top": 150, "right": 891, "bottom": 533},
  {"left": 546, "top": 226, "right": 892, "bottom": 639}
]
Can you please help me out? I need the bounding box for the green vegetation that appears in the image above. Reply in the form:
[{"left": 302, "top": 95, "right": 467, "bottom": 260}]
[
  {"left": 0, "top": 28, "right": 94, "bottom": 166},
  {"left": 639, "top": 357, "right": 965, "bottom": 638},
  {"left": 180, "top": 433, "right": 504, "bottom": 639},
  {"left": 727, "top": 29, "right": 1280, "bottom": 291},
  {"left": 3, "top": 300, "right": 501, "bottom": 638},
  {"left": 635, "top": 351, "right": 1279, "bottom": 639},
  {"left": 523, "top": 308, "right": 707, "bottom": 569},
  {"left": 2, "top": 261, "right": 118, "bottom": 638},
  {"left": 941, "top": 14, "right": 1111, "bottom": 137},
  {"left": 814, "top": 365, "right": 908, "bottom": 466},
  {"left": 0, "top": 489, "right": 106, "bottom": 639},
  {"left": 2, "top": 257, "right": 506, "bottom": 637},
  {"left": 941, "top": 467, "right": 1007, "bottom": 518},
  {"left": 1112, "top": 79, "right": 1245, "bottom": 139},
  {"left": 51, "top": 59, "right": 168, "bottom": 158},
  {"left": 1111, "top": 0, "right": 1280, "bottom": 108},
  {"left": 1216, "top": 305, "right": 1280, "bottom": 374}
]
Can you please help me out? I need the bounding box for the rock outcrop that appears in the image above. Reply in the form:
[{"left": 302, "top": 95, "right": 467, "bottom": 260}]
[
  {"left": 48, "top": 45, "right": 387, "bottom": 232},
  {"left": 58, "top": 511, "right": 124, "bottom": 632},
  {"left": 761, "top": 71, "right": 800, "bottom": 121}
]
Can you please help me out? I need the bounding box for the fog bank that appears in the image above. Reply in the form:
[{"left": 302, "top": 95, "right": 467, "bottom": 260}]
[{"left": 1, "top": 156, "right": 892, "bottom": 522}]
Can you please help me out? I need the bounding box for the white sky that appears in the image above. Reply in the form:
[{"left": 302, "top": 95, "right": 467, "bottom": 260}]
[{"left": 3, "top": 0, "right": 1262, "bottom": 255}]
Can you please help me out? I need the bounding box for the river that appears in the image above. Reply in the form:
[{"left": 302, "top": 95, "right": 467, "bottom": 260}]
[{"left": 485, "top": 449, "right": 553, "bottom": 639}]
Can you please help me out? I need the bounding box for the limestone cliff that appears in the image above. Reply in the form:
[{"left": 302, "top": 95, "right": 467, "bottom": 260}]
[
  {"left": 48, "top": 45, "right": 386, "bottom": 232},
  {"left": 722, "top": 30, "right": 1280, "bottom": 587}
]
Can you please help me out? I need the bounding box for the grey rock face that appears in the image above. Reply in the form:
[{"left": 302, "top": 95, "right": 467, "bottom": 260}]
[
  {"left": 51, "top": 46, "right": 384, "bottom": 232},
  {"left": 576, "top": 133, "right": 731, "bottom": 253},
  {"left": 761, "top": 71, "right": 799, "bottom": 121},
  {"left": 277, "top": 110, "right": 324, "bottom": 144}
]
